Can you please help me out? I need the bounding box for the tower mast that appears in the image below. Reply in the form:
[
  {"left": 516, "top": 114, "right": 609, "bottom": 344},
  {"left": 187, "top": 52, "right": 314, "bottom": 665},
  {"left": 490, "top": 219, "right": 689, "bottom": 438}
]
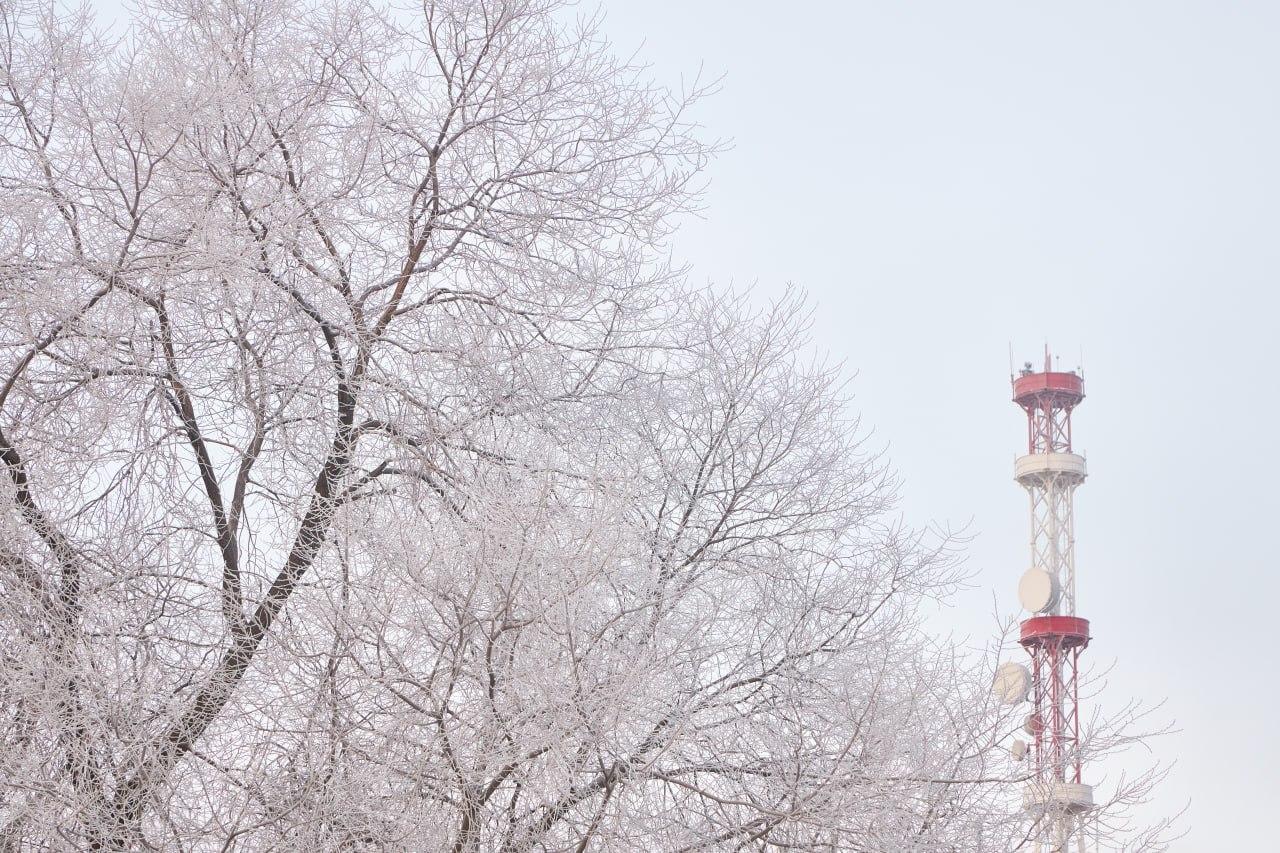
[{"left": 1012, "top": 348, "right": 1093, "bottom": 852}]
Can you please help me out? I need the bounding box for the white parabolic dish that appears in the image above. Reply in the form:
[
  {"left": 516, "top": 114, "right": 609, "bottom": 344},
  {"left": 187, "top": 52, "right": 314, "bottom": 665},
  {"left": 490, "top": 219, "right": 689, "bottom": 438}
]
[
  {"left": 993, "top": 662, "right": 1032, "bottom": 705},
  {"left": 1018, "top": 568, "right": 1060, "bottom": 613}
]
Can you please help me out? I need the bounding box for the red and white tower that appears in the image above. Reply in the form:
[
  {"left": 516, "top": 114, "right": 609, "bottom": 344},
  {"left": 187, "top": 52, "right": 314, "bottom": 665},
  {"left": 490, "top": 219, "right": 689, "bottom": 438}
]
[{"left": 1011, "top": 349, "right": 1093, "bottom": 851}]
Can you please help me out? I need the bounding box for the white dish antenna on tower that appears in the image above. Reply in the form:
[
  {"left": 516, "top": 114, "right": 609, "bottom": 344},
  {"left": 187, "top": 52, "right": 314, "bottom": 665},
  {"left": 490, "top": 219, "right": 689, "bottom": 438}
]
[
  {"left": 1017, "top": 567, "right": 1060, "bottom": 613},
  {"left": 993, "top": 661, "right": 1032, "bottom": 704}
]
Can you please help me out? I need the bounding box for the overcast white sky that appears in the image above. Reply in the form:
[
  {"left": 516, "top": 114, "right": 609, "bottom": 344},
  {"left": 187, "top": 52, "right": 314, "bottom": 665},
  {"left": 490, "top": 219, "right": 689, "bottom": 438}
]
[
  {"left": 591, "top": 2, "right": 1279, "bottom": 848},
  {"left": 86, "top": 1, "right": 1278, "bottom": 848}
]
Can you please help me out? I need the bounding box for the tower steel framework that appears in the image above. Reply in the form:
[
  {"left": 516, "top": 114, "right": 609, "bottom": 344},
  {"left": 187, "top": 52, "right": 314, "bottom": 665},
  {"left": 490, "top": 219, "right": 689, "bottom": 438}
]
[{"left": 1012, "top": 350, "right": 1093, "bottom": 852}]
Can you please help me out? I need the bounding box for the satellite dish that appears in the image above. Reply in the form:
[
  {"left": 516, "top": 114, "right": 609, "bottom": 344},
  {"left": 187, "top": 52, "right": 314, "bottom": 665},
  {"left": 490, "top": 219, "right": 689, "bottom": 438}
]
[
  {"left": 1011, "top": 738, "right": 1028, "bottom": 761},
  {"left": 993, "top": 661, "right": 1032, "bottom": 705},
  {"left": 1024, "top": 713, "right": 1043, "bottom": 736},
  {"left": 1018, "top": 568, "right": 1060, "bottom": 613}
]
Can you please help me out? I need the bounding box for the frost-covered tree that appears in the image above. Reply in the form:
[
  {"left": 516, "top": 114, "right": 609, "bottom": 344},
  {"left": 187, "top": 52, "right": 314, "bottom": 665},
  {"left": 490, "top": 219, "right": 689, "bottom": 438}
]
[{"left": 0, "top": 1, "right": 1171, "bottom": 849}]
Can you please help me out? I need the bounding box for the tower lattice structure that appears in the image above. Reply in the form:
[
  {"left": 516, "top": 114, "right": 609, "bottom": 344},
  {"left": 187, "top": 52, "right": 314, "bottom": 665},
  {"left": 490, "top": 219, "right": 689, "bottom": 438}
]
[{"left": 1012, "top": 350, "right": 1094, "bottom": 852}]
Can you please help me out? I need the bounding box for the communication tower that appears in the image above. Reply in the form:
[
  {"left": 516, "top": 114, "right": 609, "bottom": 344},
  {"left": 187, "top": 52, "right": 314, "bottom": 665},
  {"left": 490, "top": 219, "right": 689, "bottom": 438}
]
[{"left": 997, "top": 348, "right": 1095, "bottom": 852}]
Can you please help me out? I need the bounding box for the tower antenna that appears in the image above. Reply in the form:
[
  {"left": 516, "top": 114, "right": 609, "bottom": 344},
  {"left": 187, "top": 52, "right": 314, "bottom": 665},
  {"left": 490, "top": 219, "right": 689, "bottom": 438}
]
[{"left": 998, "top": 347, "right": 1095, "bottom": 852}]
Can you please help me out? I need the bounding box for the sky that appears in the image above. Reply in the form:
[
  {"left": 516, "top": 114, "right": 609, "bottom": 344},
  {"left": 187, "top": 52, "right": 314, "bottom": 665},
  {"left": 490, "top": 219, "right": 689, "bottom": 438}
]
[
  {"left": 589, "top": 2, "right": 1279, "bottom": 849},
  {"left": 85, "top": 1, "right": 1279, "bottom": 848}
]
